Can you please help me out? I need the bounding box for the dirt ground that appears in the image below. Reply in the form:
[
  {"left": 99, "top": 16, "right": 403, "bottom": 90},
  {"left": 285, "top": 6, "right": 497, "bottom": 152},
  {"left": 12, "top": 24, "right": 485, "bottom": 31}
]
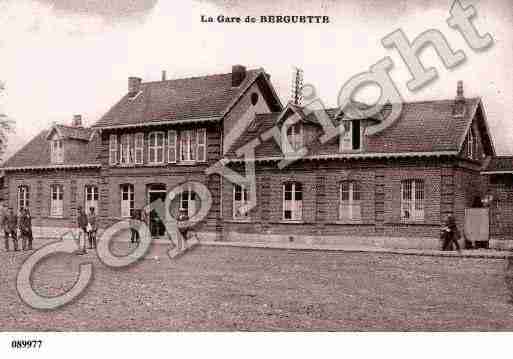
[{"left": 0, "top": 244, "right": 512, "bottom": 331}]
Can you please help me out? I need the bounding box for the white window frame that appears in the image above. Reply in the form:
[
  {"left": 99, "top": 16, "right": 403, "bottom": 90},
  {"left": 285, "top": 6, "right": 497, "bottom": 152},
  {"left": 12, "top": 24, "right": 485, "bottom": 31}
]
[
  {"left": 283, "top": 182, "right": 303, "bottom": 221},
  {"left": 50, "top": 184, "right": 64, "bottom": 218},
  {"left": 148, "top": 131, "right": 165, "bottom": 164},
  {"left": 167, "top": 130, "right": 177, "bottom": 163},
  {"left": 339, "top": 181, "right": 362, "bottom": 221},
  {"left": 283, "top": 123, "right": 303, "bottom": 153},
  {"left": 180, "top": 189, "right": 197, "bottom": 218},
  {"left": 180, "top": 129, "right": 197, "bottom": 162},
  {"left": 400, "top": 179, "right": 424, "bottom": 222},
  {"left": 120, "top": 184, "right": 134, "bottom": 218},
  {"left": 18, "top": 185, "right": 30, "bottom": 211},
  {"left": 85, "top": 185, "right": 99, "bottom": 215},
  {"left": 50, "top": 139, "right": 64, "bottom": 164},
  {"left": 134, "top": 132, "right": 144, "bottom": 164},
  {"left": 233, "top": 184, "right": 250, "bottom": 219},
  {"left": 196, "top": 128, "right": 207, "bottom": 162},
  {"left": 109, "top": 134, "right": 118, "bottom": 165},
  {"left": 120, "top": 134, "right": 132, "bottom": 165},
  {"left": 339, "top": 120, "right": 362, "bottom": 152}
]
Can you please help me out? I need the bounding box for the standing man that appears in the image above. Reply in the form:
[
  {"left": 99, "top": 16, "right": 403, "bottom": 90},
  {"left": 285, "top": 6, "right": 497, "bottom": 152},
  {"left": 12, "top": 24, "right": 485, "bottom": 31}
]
[
  {"left": 442, "top": 214, "right": 461, "bottom": 252},
  {"left": 25, "top": 208, "right": 33, "bottom": 250},
  {"left": 19, "top": 208, "right": 33, "bottom": 251},
  {"left": 77, "top": 206, "right": 88, "bottom": 255},
  {"left": 130, "top": 208, "right": 142, "bottom": 245},
  {"left": 87, "top": 207, "right": 98, "bottom": 249},
  {"left": 3, "top": 208, "right": 18, "bottom": 251}
]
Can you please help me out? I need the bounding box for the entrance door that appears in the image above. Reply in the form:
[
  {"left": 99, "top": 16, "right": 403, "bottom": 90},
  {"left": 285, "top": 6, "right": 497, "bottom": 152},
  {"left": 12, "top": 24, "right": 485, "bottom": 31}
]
[{"left": 148, "top": 190, "right": 167, "bottom": 237}]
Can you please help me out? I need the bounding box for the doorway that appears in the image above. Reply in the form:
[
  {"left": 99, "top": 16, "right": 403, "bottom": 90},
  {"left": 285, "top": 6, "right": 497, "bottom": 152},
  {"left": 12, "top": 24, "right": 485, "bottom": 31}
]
[{"left": 147, "top": 185, "right": 167, "bottom": 238}]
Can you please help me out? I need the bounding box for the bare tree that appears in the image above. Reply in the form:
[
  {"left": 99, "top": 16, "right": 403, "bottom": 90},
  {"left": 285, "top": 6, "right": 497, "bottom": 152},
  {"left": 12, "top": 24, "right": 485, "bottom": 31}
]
[{"left": 0, "top": 81, "right": 15, "bottom": 161}]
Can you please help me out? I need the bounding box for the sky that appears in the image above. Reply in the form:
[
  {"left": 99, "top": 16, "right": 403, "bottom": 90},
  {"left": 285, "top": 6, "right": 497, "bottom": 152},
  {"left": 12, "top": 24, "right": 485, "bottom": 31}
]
[{"left": 0, "top": 0, "right": 511, "bottom": 161}]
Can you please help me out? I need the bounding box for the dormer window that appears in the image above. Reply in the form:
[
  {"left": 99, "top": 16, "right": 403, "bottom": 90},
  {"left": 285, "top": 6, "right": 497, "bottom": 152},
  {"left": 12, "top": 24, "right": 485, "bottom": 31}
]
[
  {"left": 51, "top": 139, "right": 64, "bottom": 164},
  {"left": 339, "top": 120, "right": 361, "bottom": 152},
  {"left": 283, "top": 123, "right": 303, "bottom": 153},
  {"left": 467, "top": 127, "right": 478, "bottom": 160}
]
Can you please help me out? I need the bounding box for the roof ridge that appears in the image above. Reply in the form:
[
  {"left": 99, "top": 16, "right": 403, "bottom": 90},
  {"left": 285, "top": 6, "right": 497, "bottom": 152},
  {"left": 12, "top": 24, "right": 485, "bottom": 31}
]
[{"left": 141, "top": 68, "right": 263, "bottom": 85}]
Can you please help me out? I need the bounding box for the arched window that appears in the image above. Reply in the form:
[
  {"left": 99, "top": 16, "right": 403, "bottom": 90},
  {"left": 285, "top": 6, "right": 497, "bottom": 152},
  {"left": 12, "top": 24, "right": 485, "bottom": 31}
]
[
  {"left": 283, "top": 182, "right": 302, "bottom": 220},
  {"left": 18, "top": 185, "right": 30, "bottom": 211},
  {"left": 120, "top": 184, "right": 135, "bottom": 218}
]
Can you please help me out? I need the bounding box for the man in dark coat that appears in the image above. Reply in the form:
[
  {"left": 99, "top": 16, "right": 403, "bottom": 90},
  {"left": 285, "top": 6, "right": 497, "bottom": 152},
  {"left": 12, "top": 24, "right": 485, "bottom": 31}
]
[
  {"left": 3, "top": 208, "right": 18, "bottom": 251},
  {"left": 441, "top": 214, "right": 461, "bottom": 252},
  {"left": 77, "top": 206, "right": 88, "bottom": 255},
  {"left": 130, "top": 209, "right": 142, "bottom": 245},
  {"left": 19, "top": 208, "right": 33, "bottom": 251},
  {"left": 87, "top": 207, "right": 98, "bottom": 249}
]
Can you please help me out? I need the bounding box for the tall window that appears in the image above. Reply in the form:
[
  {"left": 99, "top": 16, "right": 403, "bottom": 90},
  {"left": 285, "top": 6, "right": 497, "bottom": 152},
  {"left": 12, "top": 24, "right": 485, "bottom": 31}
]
[
  {"left": 167, "top": 130, "right": 177, "bottom": 163},
  {"left": 148, "top": 132, "right": 165, "bottom": 164},
  {"left": 120, "top": 184, "right": 135, "bottom": 218},
  {"left": 180, "top": 129, "right": 207, "bottom": 162},
  {"left": 339, "top": 181, "right": 362, "bottom": 221},
  {"left": 180, "top": 189, "right": 197, "bottom": 218},
  {"left": 401, "top": 179, "right": 424, "bottom": 221},
  {"left": 50, "top": 184, "right": 64, "bottom": 218},
  {"left": 233, "top": 184, "right": 249, "bottom": 219},
  {"left": 51, "top": 139, "right": 64, "bottom": 164},
  {"left": 109, "top": 134, "right": 118, "bottom": 165},
  {"left": 134, "top": 133, "right": 144, "bottom": 164},
  {"left": 283, "top": 182, "right": 303, "bottom": 220},
  {"left": 18, "top": 185, "right": 30, "bottom": 211},
  {"left": 120, "top": 134, "right": 132, "bottom": 164},
  {"left": 467, "top": 128, "right": 477, "bottom": 160},
  {"left": 284, "top": 123, "right": 303, "bottom": 153},
  {"left": 339, "top": 120, "right": 361, "bottom": 151},
  {"left": 85, "top": 185, "right": 99, "bottom": 215}
]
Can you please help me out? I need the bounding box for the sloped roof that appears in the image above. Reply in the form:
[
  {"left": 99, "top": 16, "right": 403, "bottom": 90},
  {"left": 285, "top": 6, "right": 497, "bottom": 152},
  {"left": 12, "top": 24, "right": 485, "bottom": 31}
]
[
  {"left": 2, "top": 130, "right": 100, "bottom": 170},
  {"left": 93, "top": 68, "right": 272, "bottom": 128},
  {"left": 47, "top": 125, "right": 93, "bottom": 141},
  {"left": 226, "top": 97, "right": 488, "bottom": 160},
  {"left": 482, "top": 156, "right": 513, "bottom": 173}
]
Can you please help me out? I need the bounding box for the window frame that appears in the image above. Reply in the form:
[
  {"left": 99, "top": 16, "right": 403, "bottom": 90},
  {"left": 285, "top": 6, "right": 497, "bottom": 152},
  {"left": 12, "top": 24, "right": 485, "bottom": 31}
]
[
  {"left": 50, "top": 139, "right": 64, "bottom": 164},
  {"left": 50, "top": 184, "right": 64, "bottom": 218},
  {"left": 400, "top": 179, "right": 425, "bottom": 222},
  {"left": 109, "top": 134, "right": 118, "bottom": 165},
  {"left": 84, "top": 185, "right": 99, "bottom": 215},
  {"left": 120, "top": 133, "right": 132, "bottom": 165},
  {"left": 283, "top": 122, "right": 303, "bottom": 153},
  {"left": 179, "top": 188, "right": 197, "bottom": 218},
  {"left": 339, "top": 120, "right": 362, "bottom": 152},
  {"left": 282, "top": 182, "right": 303, "bottom": 221},
  {"left": 134, "top": 132, "right": 144, "bottom": 164},
  {"left": 148, "top": 131, "right": 165, "bottom": 164},
  {"left": 120, "top": 184, "right": 135, "bottom": 218},
  {"left": 233, "top": 184, "right": 250, "bottom": 220},
  {"left": 17, "top": 185, "right": 30, "bottom": 211},
  {"left": 339, "top": 181, "right": 362, "bottom": 221},
  {"left": 167, "top": 130, "right": 177, "bottom": 163},
  {"left": 180, "top": 129, "right": 197, "bottom": 162}
]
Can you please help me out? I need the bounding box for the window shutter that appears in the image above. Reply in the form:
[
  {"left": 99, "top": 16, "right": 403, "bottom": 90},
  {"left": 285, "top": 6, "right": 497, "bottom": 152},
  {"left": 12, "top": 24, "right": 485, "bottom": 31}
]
[
  {"left": 109, "top": 134, "right": 118, "bottom": 165},
  {"left": 135, "top": 133, "right": 144, "bottom": 164},
  {"left": 197, "top": 128, "right": 206, "bottom": 162},
  {"left": 167, "top": 130, "right": 177, "bottom": 163},
  {"left": 191, "top": 130, "right": 197, "bottom": 161}
]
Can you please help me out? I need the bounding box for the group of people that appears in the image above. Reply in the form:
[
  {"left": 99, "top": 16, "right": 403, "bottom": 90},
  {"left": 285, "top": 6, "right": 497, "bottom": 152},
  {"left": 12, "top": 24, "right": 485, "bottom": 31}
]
[
  {"left": 2, "top": 207, "right": 33, "bottom": 252},
  {"left": 76, "top": 206, "right": 98, "bottom": 254}
]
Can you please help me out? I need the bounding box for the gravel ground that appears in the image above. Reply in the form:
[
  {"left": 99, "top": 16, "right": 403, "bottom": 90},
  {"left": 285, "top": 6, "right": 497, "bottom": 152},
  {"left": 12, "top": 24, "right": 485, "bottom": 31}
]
[{"left": 0, "top": 243, "right": 512, "bottom": 331}]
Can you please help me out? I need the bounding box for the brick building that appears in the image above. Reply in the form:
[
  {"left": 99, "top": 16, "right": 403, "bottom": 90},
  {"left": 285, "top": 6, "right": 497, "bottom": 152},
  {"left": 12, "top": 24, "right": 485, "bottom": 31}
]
[{"left": 0, "top": 65, "right": 507, "bottom": 249}]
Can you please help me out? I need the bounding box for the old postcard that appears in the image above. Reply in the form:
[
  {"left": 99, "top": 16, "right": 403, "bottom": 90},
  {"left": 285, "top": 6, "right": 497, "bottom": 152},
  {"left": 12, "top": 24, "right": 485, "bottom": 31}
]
[{"left": 0, "top": 0, "right": 512, "bottom": 357}]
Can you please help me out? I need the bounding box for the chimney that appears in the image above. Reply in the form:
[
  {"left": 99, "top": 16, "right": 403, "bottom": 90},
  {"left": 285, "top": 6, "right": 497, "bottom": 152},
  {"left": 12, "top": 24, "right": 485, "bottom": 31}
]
[
  {"left": 232, "top": 65, "right": 246, "bottom": 87},
  {"left": 128, "top": 76, "right": 142, "bottom": 97},
  {"left": 162, "top": 70, "right": 167, "bottom": 81},
  {"left": 72, "top": 114, "right": 83, "bottom": 127},
  {"left": 453, "top": 80, "right": 466, "bottom": 117}
]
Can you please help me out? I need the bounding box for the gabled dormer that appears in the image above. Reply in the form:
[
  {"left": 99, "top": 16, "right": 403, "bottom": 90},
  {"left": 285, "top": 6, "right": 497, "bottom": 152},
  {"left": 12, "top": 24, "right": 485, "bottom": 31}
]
[{"left": 45, "top": 115, "right": 93, "bottom": 165}]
